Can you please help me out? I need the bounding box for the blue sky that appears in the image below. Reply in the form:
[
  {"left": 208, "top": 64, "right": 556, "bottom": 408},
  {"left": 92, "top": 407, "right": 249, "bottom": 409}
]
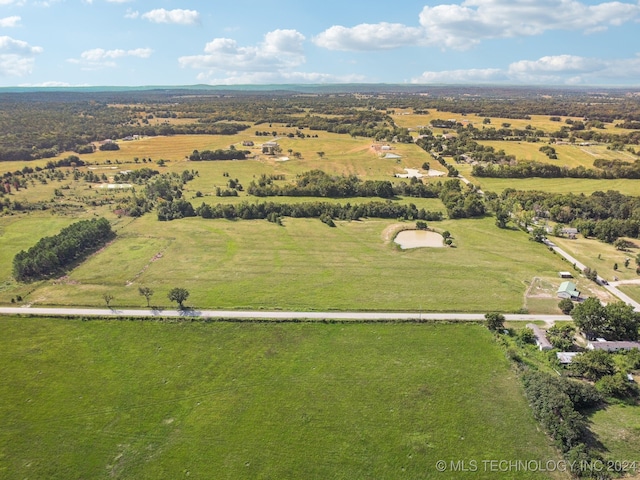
[{"left": 0, "top": 0, "right": 639, "bottom": 87}]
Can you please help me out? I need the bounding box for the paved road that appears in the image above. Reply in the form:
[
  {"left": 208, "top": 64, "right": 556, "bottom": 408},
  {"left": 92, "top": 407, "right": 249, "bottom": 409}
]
[
  {"left": 0, "top": 306, "right": 570, "bottom": 322},
  {"left": 543, "top": 238, "right": 640, "bottom": 312}
]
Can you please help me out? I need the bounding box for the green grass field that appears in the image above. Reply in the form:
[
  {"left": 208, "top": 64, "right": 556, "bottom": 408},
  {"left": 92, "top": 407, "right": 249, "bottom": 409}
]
[
  {"left": 0, "top": 318, "right": 565, "bottom": 480},
  {"left": 1, "top": 213, "right": 573, "bottom": 312},
  {"left": 457, "top": 164, "right": 640, "bottom": 196}
]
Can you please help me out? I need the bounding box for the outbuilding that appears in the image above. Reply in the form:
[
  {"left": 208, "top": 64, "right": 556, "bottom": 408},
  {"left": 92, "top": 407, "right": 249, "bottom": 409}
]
[{"left": 557, "top": 281, "right": 580, "bottom": 300}]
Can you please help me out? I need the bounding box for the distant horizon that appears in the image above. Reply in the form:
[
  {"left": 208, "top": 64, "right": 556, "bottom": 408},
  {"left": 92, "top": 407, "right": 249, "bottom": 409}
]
[
  {"left": 1, "top": 1, "right": 639, "bottom": 88},
  {"left": 2, "top": 83, "right": 640, "bottom": 93}
]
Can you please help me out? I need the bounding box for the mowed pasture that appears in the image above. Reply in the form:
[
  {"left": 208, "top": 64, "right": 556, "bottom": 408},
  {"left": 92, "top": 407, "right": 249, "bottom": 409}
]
[
  {"left": 0, "top": 319, "right": 566, "bottom": 480},
  {"left": 4, "top": 213, "right": 570, "bottom": 312},
  {"left": 457, "top": 164, "right": 640, "bottom": 196}
]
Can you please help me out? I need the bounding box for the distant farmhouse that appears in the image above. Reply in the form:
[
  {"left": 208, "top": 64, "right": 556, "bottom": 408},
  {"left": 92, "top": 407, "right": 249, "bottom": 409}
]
[{"left": 262, "top": 141, "right": 279, "bottom": 155}]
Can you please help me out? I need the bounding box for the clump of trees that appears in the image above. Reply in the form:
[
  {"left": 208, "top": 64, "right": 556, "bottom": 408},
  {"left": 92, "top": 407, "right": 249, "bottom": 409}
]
[
  {"left": 247, "top": 169, "right": 397, "bottom": 199},
  {"left": 13, "top": 218, "right": 115, "bottom": 281},
  {"left": 192, "top": 200, "right": 443, "bottom": 223},
  {"left": 522, "top": 370, "right": 602, "bottom": 463},
  {"left": 189, "top": 149, "right": 248, "bottom": 161},
  {"left": 571, "top": 297, "right": 639, "bottom": 341}
]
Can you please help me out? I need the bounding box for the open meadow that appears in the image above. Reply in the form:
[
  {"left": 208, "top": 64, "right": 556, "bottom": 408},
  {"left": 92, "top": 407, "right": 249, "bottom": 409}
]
[
  {"left": 0, "top": 318, "right": 566, "bottom": 480},
  {"left": 1, "top": 212, "right": 573, "bottom": 312}
]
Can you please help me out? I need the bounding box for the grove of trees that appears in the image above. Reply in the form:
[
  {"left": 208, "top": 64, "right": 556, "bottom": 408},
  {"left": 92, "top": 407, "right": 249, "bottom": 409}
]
[{"left": 12, "top": 218, "right": 115, "bottom": 281}]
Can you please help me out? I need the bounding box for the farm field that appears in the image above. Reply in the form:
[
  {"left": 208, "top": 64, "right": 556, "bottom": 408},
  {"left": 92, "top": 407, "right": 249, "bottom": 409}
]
[
  {"left": 552, "top": 236, "right": 640, "bottom": 284},
  {"left": 1, "top": 213, "right": 573, "bottom": 312},
  {"left": 457, "top": 164, "right": 640, "bottom": 196},
  {"left": 0, "top": 318, "right": 566, "bottom": 480}
]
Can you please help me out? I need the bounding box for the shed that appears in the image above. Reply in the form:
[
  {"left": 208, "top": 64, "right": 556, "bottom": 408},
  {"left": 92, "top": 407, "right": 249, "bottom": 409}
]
[
  {"left": 558, "top": 272, "right": 573, "bottom": 279},
  {"left": 557, "top": 281, "right": 580, "bottom": 300},
  {"left": 556, "top": 352, "right": 580, "bottom": 364},
  {"left": 526, "top": 323, "right": 553, "bottom": 351}
]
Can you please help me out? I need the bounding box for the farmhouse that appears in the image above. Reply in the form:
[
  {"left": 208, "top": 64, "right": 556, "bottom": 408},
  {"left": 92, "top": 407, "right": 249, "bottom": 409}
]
[
  {"left": 557, "top": 281, "right": 580, "bottom": 300},
  {"left": 262, "top": 141, "right": 279, "bottom": 155},
  {"left": 526, "top": 323, "right": 553, "bottom": 351},
  {"left": 587, "top": 340, "right": 640, "bottom": 352}
]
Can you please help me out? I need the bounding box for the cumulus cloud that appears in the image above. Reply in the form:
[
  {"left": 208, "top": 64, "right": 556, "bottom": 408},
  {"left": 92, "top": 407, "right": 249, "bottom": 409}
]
[
  {"left": 196, "top": 70, "right": 366, "bottom": 86},
  {"left": 412, "top": 68, "right": 506, "bottom": 84},
  {"left": 315, "top": 0, "right": 640, "bottom": 51},
  {"left": 0, "top": 16, "right": 21, "bottom": 27},
  {"left": 179, "top": 29, "right": 306, "bottom": 73},
  {"left": 412, "top": 53, "right": 640, "bottom": 85},
  {"left": 141, "top": 8, "right": 200, "bottom": 25},
  {"left": 68, "top": 47, "right": 152, "bottom": 69},
  {"left": 0, "top": 0, "right": 26, "bottom": 5},
  {"left": 314, "top": 23, "right": 424, "bottom": 51},
  {"left": 179, "top": 29, "right": 351, "bottom": 84},
  {"left": 0, "top": 35, "right": 43, "bottom": 76}
]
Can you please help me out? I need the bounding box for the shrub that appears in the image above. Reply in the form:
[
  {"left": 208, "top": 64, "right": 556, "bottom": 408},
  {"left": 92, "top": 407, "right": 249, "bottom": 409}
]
[{"left": 558, "top": 298, "right": 574, "bottom": 315}]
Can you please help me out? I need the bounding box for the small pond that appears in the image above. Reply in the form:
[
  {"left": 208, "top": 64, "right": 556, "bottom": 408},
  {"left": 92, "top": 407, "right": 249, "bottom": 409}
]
[{"left": 394, "top": 230, "right": 444, "bottom": 249}]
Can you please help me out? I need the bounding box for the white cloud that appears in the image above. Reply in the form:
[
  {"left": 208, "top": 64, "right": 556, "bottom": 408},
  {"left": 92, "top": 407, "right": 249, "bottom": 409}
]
[
  {"left": 124, "top": 9, "right": 139, "bottom": 19},
  {"left": 314, "top": 23, "right": 424, "bottom": 51},
  {"left": 0, "top": 16, "right": 21, "bottom": 27},
  {"left": 0, "top": 36, "right": 43, "bottom": 76},
  {"left": 412, "top": 53, "right": 640, "bottom": 85},
  {"left": 412, "top": 68, "right": 505, "bottom": 84},
  {"left": 141, "top": 8, "right": 200, "bottom": 25},
  {"left": 315, "top": 0, "right": 640, "bottom": 51},
  {"left": 179, "top": 29, "right": 353, "bottom": 85},
  {"left": 68, "top": 47, "right": 152, "bottom": 70},
  {"left": 0, "top": 0, "right": 26, "bottom": 5},
  {"left": 180, "top": 29, "right": 306, "bottom": 73},
  {"left": 196, "top": 70, "right": 365, "bottom": 86}
]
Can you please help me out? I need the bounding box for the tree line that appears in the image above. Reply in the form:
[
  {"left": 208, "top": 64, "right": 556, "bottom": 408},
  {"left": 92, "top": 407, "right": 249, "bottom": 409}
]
[
  {"left": 13, "top": 218, "right": 115, "bottom": 281},
  {"left": 189, "top": 149, "right": 249, "bottom": 161},
  {"left": 472, "top": 159, "right": 640, "bottom": 179},
  {"left": 157, "top": 199, "right": 444, "bottom": 223}
]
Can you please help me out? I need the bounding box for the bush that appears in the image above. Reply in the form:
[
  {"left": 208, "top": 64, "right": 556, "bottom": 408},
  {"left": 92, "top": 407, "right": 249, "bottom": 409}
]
[
  {"left": 558, "top": 298, "right": 574, "bottom": 315},
  {"left": 596, "top": 373, "right": 637, "bottom": 399},
  {"left": 485, "top": 312, "right": 505, "bottom": 331}
]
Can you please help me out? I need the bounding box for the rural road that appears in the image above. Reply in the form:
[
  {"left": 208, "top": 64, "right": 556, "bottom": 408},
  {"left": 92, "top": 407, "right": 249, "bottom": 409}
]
[{"left": 0, "top": 306, "right": 570, "bottom": 322}]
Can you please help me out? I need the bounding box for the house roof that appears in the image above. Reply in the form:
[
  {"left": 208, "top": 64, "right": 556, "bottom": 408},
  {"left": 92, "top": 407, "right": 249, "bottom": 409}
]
[
  {"left": 526, "top": 323, "right": 553, "bottom": 350},
  {"left": 557, "top": 281, "right": 580, "bottom": 297},
  {"left": 556, "top": 352, "right": 580, "bottom": 364},
  {"left": 588, "top": 341, "right": 640, "bottom": 352}
]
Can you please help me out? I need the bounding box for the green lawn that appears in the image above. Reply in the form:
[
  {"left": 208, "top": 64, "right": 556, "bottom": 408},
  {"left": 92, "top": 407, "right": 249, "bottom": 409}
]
[
  {"left": 588, "top": 403, "right": 640, "bottom": 466},
  {"left": 0, "top": 319, "right": 565, "bottom": 480}
]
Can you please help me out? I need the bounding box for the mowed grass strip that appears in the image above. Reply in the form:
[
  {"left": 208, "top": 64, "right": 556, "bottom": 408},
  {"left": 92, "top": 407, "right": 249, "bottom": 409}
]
[
  {"left": 22, "top": 214, "right": 569, "bottom": 312},
  {"left": 458, "top": 164, "right": 640, "bottom": 196},
  {"left": 0, "top": 319, "right": 565, "bottom": 480}
]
